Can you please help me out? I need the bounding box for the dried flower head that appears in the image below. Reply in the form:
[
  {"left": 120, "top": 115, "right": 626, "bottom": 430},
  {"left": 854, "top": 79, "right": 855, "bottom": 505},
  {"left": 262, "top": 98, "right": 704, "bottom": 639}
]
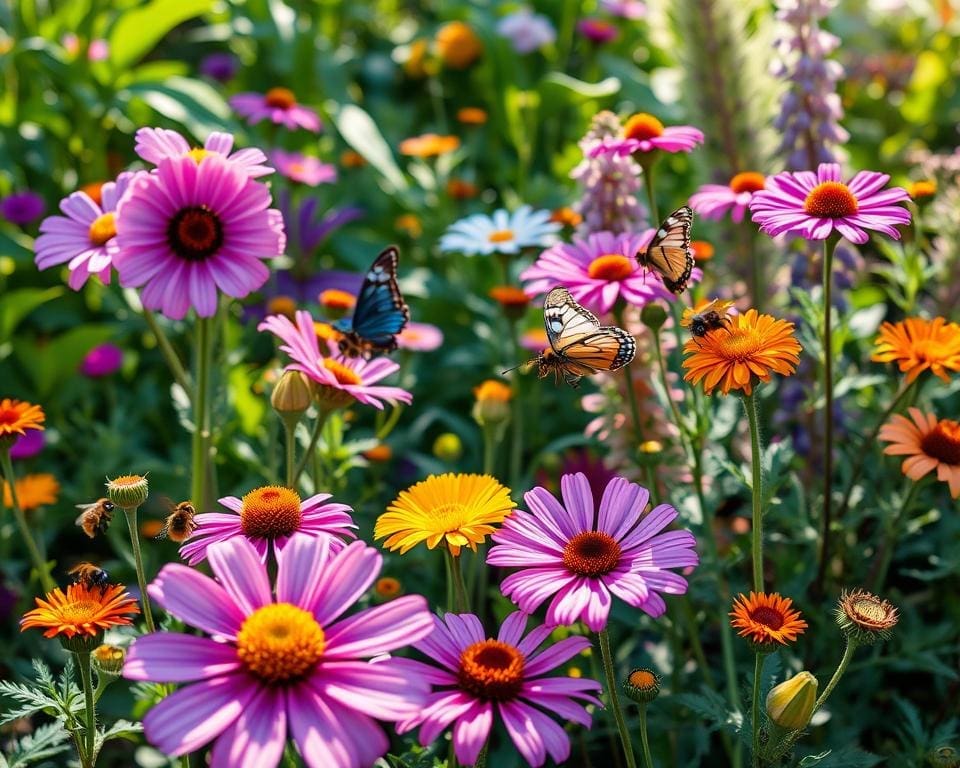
[{"left": 835, "top": 589, "right": 899, "bottom": 644}]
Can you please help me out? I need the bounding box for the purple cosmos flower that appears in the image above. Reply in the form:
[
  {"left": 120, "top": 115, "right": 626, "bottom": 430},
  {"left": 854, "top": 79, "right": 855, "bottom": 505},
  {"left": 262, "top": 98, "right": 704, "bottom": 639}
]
[
  {"left": 200, "top": 52, "right": 239, "bottom": 83},
  {"left": 689, "top": 172, "right": 768, "bottom": 224},
  {"left": 34, "top": 173, "right": 134, "bottom": 289},
  {"left": 259, "top": 310, "right": 413, "bottom": 410},
  {"left": 487, "top": 473, "right": 699, "bottom": 630},
  {"left": 496, "top": 8, "right": 557, "bottom": 54},
  {"left": 396, "top": 612, "right": 602, "bottom": 767},
  {"left": 134, "top": 127, "right": 272, "bottom": 178},
  {"left": 179, "top": 485, "right": 357, "bottom": 565},
  {"left": 114, "top": 153, "right": 285, "bottom": 320},
  {"left": 230, "top": 88, "right": 322, "bottom": 133},
  {"left": 1, "top": 191, "right": 45, "bottom": 226},
  {"left": 749, "top": 163, "right": 911, "bottom": 244},
  {"left": 271, "top": 150, "right": 337, "bottom": 186},
  {"left": 79, "top": 343, "right": 123, "bottom": 377},
  {"left": 396, "top": 322, "right": 444, "bottom": 352},
  {"left": 588, "top": 113, "right": 704, "bottom": 158},
  {"left": 439, "top": 205, "right": 560, "bottom": 256},
  {"left": 577, "top": 17, "right": 619, "bottom": 44},
  {"left": 10, "top": 430, "right": 44, "bottom": 461},
  {"left": 124, "top": 536, "right": 434, "bottom": 768},
  {"left": 600, "top": 0, "right": 647, "bottom": 18}
]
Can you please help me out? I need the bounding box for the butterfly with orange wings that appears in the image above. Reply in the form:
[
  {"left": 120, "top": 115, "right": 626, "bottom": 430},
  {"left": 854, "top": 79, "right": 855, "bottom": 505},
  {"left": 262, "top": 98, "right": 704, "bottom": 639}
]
[{"left": 637, "top": 206, "right": 696, "bottom": 294}]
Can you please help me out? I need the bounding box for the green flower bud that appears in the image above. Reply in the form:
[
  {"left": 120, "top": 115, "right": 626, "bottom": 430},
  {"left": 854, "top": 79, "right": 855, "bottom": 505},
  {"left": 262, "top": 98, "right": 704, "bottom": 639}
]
[
  {"left": 105, "top": 474, "right": 148, "bottom": 509},
  {"left": 271, "top": 370, "right": 314, "bottom": 416},
  {"left": 640, "top": 303, "right": 668, "bottom": 332},
  {"left": 623, "top": 668, "right": 661, "bottom": 704}
]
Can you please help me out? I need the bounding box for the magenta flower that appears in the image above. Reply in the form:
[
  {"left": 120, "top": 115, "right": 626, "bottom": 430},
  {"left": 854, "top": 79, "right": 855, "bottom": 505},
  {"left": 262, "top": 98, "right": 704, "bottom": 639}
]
[
  {"left": 230, "top": 88, "right": 322, "bottom": 133},
  {"left": 179, "top": 485, "right": 357, "bottom": 565},
  {"left": 577, "top": 17, "right": 619, "bottom": 44},
  {"left": 34, "top": 172, "right": 134, "bottom": 289},
  {"left": 397, "top": 611, "right": 602, "bottom": 767},
  {"left": 749, "top": 163, "right": 911, "bottom": 244},
  {"left": 259, "top": 310, "right": 413, "bottom": 410},
  {"left": 271, "top": 150, "right": 337, "bottom": 186},
  {"left": 588, "top": 113, "right": 704, "bottom": 158},
  {"left": 396, "top": 321, "right": 444, "bottom": 352},
  {"left": 600, "top": 0, "right": 647, "bottom": 19},
  {"left": 487, "top": 473, "right": 699, "bottom": 630},
  {"left": 114, "top": 154, "right": 285, "bottom": 320},
  {"left": 134, "top": 127, "right": 273, "bottom": 178},
  {"left": 1, "top": 191, "right": 45, "bottom": 226},
  {"left": 689, "top": 171, "right": 767, "bottom": 224},
  {"left": 79, "top": 343, "right": 123, "bottom": 377},
  {"left": 521, "top": 230, "right": 695, "bottom": 313},
  {"left": 124, "top": 536, "right": 434, "bottom": 768},
  {"left": 10, "top": 430, "right": 44, "bottom": 460},
  {"left": 199, "top": 52, "right": 238, "bottom": 83}
]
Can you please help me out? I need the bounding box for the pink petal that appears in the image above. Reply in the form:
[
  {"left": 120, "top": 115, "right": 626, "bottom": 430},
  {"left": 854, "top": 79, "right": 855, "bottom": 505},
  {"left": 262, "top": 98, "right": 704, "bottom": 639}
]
[
  {"left": 148, "top": 564, "right": 245, "bottom": 638},
  {"left": 209, "top": 685, "right": 286, "bottom": 768},
  {"left": 206, "top": 538, "right": 272, "bottom": 615},
  {"left": 323, "top": 595, "right": 433, "bottom": 658},
  {"left": 124, "top": 633, "right": 240, "bottom": 682}
]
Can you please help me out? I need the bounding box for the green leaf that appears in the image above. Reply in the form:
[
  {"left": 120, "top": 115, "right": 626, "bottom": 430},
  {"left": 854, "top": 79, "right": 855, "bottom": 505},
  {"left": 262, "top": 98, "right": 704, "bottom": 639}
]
[
  {"left": 121, "top": 77, "right": 232, "bottom": 139},
  {"left": 13, "top": 324, "right": 116, "bottom": 398},
  {"left": 541, "top": 72, "right": 621, "bottom": 99},
  {"left": 0, "top": 287, "right": 64, "bottom": 344},
  {"left": 3, "top": 722, "right": 72, "bottom": 768},
  {"left": 109, "top": 0, "right": 214, "bottom": 70},
  {"left": 334, "top": 104, "right": 409, "bottom": 192},
  {"left": 228, "top": 366, "right": 268, "bottom": 436},
  {"left": 675, "top": 687, "right": 742, "bottom": 734}
]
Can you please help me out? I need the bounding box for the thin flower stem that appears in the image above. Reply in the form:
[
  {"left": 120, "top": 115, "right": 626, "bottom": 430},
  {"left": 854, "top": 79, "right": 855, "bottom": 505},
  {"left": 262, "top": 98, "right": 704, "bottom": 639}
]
[
  {"left": 283, "top": 420, "right": 297, "bottom": 489},
  {"left": 638, "top": 705, "right": 655, "bottom": 768},
  {"left": 445, "top": 549, "right": 470, "bottom": 613},
  {"left": 744, "top": 392, "right": 764, "bottom": 593},
  {"left": 375, "top": 404, "right": 404, "bottom": 441},
  {"left": 293, "top": 410, "right": 330, "bottom": 484},
  {"left": 751, "top": 653, "right": 762, "bottom": 768},
  {"left": 599, "top": 628, "right": 638, "bottom": 768},
  {"left": 1, "top": 448, "right": 55, "bottom": 592},
  {"left": 641, "top": 158, "right": 660, "bottom": 225},
  {"left": 613, "top": 305, "right": 646, "bottom": 444},
  {"left": 869, "top": 480, "right": 921, "bottom": 592},
  {"left": 653, "top": 330, "right": 687, "bottom": 441},
  {"left": 508, "top": 320, "right": 524, "bottom": 490},
  {"left": 123, "top": 507, "right": 156, "bottom": 633},
  {"left": 814, "top": 638, "right": 858, "bottom": 713},
  {"left": 142, "top": 308, "right": 192, "bottom": 398},
  {"left": 190, "top": 317, "right": 213, "bottom": 510},
  {"left": 815, "top": 237, "right": 838, "bottom": 596},
  {"left": 77, "top": 651, "right": 95, "bottom": 768}
]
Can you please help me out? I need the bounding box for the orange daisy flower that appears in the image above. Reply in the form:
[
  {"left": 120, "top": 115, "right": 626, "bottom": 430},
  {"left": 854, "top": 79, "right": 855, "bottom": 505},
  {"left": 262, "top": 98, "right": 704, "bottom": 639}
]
[
  {"left": 0, "top": 398, "right": 45, "bottom": 441},
  {"left": 730, "top": 592, "right": 808, "bottom": 646},
  {"left": 399, "top": 133, "right": 460, "bottom": 158},
  {"left": 21, "top": 582, "right": 140, "bottom": 639},
  {"left": 3, "top": 473, "right": 60, "bottom": 511},
  {"left": 879, "top": 407, "right": 960, "bottom": 498},
  {"left": 682, "top": 309, "right": 802, "bottom": 396},
  {"left": 871, "top": 317, "right": 960, "bottom": 383}
]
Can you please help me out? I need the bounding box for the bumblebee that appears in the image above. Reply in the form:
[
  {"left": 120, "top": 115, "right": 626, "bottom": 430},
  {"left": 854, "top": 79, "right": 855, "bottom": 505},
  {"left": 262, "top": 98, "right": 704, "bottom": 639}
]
[
  {"left": 682, "top": 299, "right": 734, "bottom": 338},
  {"left": 158, "top": 500, "right": 198, "bottom": 543},
  {"left": 75, "top": 498, "right": 115, "bottom": 539},
  {"left": 68, "top": 562, "right": 109, "bottom": 589}
]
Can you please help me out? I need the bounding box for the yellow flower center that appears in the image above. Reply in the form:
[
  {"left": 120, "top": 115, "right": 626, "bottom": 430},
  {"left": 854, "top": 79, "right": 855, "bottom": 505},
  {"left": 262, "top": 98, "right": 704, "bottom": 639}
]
[
  {"left": 716, "top": 328, "right": 766, "bottom": 360},
  {"left": 110, "top": 474, "right": 144, "bottom": 488},
  {"left": 587, "top": 254, "right": 634, "bottom": 281},
  {"left": 623, "top": 113, "right": 664, "bottom": 141},
  {"left": 803, "top": 181, "right": 859, "bottom": 218},
  {"left": 432, "top": 502, "right": 469, "bottom": 534},
  {"left": 264, "top": 87, "right": 296, "bottom": 109},
  {"left": 235, "top": 603, "right": 325, "bottom": 684},
  {"left": 488, "top": 229, "right": 515, "bottom": 244},
  {"left": 729, "top": 172, "right": 766, "bottom": 194},
  {"left": 321, "top": 357, "right": 362, "bottom": 386},
  {"left": 562, "top": 531, "right": 622, "bottom": 577},
  {"left": 59, "top": 599, "right": 103, "bottom": 624},
  {"left": 850, "top": 597, "right": 888, "bottom": 624},
  {"left": 457, "top": 639, "right": 525, "bottom": 701},
  {"left": 749, "top": 606, "right": 784, "bottom": 630},
  {"left": 187, "top": 148, "right": 210, "bottom": 164},
  {"left": 920, "top": 420, "right": 960, "bottom": 465},
  {"left": 88, "top": 212, "right": 117, "bottom": 246},
  {"left": 240, "top": 486, "right": 303, "bottom": 539}
]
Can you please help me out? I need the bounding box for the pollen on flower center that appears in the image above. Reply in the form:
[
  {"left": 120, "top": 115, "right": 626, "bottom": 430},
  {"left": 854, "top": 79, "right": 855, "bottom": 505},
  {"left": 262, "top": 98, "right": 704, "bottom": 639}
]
[
  {"left": 562, "top": 531, "right": 622, "bottom": 577},
  {"left": 717, "top": 329, "right": 764, "bottom": 360},
  {"left": 321, "top": 357, "right": 362, "bottom": 386},
  {"left": 61, "top": 600, "right": 103, "bottom": 623},
  {"left": 187, "top": 148, "right": 211, "bottom": 164},
  {"left": 623, "top": 113, "right": 665, "bottom": 141},
  {"left": 457, "top": 639, "right": 525, "bottom": 701},
  {"left": 588, "top": 254, "right": 634, "bottom": 281},
  {"left": 749, "top": 606, "right": 784, "bottom": 630},
  {"left": 629, "top": 669, "right": 658, "bottom": 689},
  {"left": 920, "top": 420, "right": 960, "bottom": 465},
  {"left": 729, "top": 172, "right": 766, "bottom": 194},
  {"left": 240, "top": 486, "right": 303, "bottom": 539},
  {"left": 264, "top": 87, "right": 296, "bottom": 109},
  {"left": 235, "top": 603, "right": 325, "bottom": 684},
  {"left": 167, "top": 206, "right": 224, "bottom": 262},
  {"left": 803, "top": 181, "right": 859, "bottom": 218},
  {"left": 488, "top": 229, "right": 515, "bottom": 243},
  {"left": 432, "top": 502, "right": 468, "bottom": 533},
  {"left": 88, "top": 212, "right": 117, "bottom": 246}
]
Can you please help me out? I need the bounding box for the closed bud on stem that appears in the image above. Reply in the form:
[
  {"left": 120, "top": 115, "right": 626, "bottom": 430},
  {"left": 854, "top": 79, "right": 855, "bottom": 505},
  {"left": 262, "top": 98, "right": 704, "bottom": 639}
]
[
  {"left": 640, "top": 303, "right": 668, "bottom": 332},
  {"left": 623, "top": 667, "right": 661, "bottom": 704},
  {"left": 766, "top": 671, "right": 818, "bottom": 730},
  {"left": 433, "top": 433, "right": 463, "bottom": 462},
  {"left": 105, "top": 474, "right": 148, "bottom": 510},
  {"left": 472, "top": 380, "right": 512, "bottom": 428},
  {"left": 92, "top": 644, "right": 126, "bottom": 681},
  {"left": 271, "top": 370, "right": 314, "bottom": 416}
]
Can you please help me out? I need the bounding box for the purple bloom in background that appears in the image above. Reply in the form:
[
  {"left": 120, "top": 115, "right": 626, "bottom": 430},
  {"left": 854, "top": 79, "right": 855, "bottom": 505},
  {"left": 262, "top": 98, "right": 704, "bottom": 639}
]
[
  {"left": 577, "top": 18, "right": 619, "bottom": 44},
  {"left": 199, "top": 52, "right": 239, "bottom": 83},
  {"left": 80, "top": 343, "right": 123, "bottom": 377},
  {"left": 230, "top": 88, "right": 322, "bottom": 133},
  {"left": 271, "top": 150, "right": 337, "bottom": 186},
  {"left": 496, "top": 8, "right": 557, "bottom": 54},
  {"left": 600, "top": 0, "right": 647, "bottom": 19},
  {"left": 1, "top": 192, "right": 45, "bottom": 226},
  {"left": 10, "top": 430, "right": 44, "bottom": 460}
]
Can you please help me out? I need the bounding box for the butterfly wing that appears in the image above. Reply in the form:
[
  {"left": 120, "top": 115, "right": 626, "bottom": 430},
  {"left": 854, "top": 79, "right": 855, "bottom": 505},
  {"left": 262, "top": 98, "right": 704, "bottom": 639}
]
[
  {"left": 337, "top": 247, "right": 410, "bottom": 356},
  {"left": 638, "top": 206, "right": 695, "bottom": 294}
]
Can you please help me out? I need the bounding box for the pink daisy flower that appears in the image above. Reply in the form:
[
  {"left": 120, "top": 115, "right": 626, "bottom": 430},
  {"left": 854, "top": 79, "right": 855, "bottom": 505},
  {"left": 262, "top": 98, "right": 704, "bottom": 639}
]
[
  {"left": 487, "top": 473, "right": 699, "bottom": 630},
  {"left": 689, "top": 171, "right": 767, "bottom": 224},
  {"left": 230, "top": 88, "right": 322, "bottom": 133},
  {"left": 748, "top": 162, "right": 911, "bottom": 245},
  {"left": 134, "top": 127, "right": 273, "bottom": 178},
  {"left": 34, "top": 172, "right": 134, "bottom": 289},
  {"left": 588, "top": 113, "right": 704, "bottom": 158},
  {"left": 259, "top": 310, "right": 413, "bottom": 410},
  {"left": 396, "top": 321, "right": 444, "bottom": 352},
  {"left": 272, "top": 150, "right": 337, "bottom": 186},
  {"left": 113, "top": 153, "right": 285, "bottom": 320},
  {"left": 179, "top": 485, "right": 357, "bottom": 565},
  {"left": 124, "top": 536, "right": 434, "bottom": 768},
  {"left": 520, "top": 230, "right": 696, "bottom": 313},
  {"left": 396, "top": 611, "right": 602, "bottom": 767}
]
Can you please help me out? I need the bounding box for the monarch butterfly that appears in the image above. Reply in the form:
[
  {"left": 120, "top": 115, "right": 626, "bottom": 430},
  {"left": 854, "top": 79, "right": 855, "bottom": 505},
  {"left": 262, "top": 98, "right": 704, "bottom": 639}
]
[
  {"left": 681, "top": 298, "right": 734, "bottom": 338},
  {"left": 335, "top": 247, "right": 410, "bottom": 358},
  {"left": 637, "top": 206, "right": 695, "bottom": 294}
]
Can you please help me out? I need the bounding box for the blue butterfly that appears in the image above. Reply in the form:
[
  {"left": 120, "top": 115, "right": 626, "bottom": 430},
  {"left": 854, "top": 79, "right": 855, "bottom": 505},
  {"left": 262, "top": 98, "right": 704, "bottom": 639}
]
[{"left": 334, "top": 246, "right": 410, "bottom": 358}]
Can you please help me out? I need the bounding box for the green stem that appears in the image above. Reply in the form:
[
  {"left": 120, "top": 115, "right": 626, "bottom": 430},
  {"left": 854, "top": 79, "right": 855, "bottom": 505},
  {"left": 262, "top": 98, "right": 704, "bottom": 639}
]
[
  {"left": 653, "top": 330, "right": 687, "bottom": 440},
  {"left": 814, "top": 639, "right": 858, "bottom": 713},
  {"left": 751, "top": 653, "right": 762, "bottom": 768},
  {"left": 142, "top": 308, "right": 192, "bottom": 398},
  {"left": 1, "top": 448, "right": 55, "bottom": 592},
  {"left": 744, "top": 392, "right": 764, "bottom": 592},
  {"left": 815, "top": 238, "right": 838, "bottom": 596},
  {"left": 375, "top": 404, "right": 404, "bottom": 441},
  {"left": 614, "top": 305, "right": 646, "bottom": 444},
  {"left": 445, "top": 549, "right": 470, "bottom": 613},
  {"left": 869, "top": 480, "right": 921, "bottom": 592},
  {"left": 123, "top": 508, "right": 155, "bottom": 633},
  {"left": 508, "top": 321, "right": 524, "bottom": 490},
  {"left": 638, "top": 705, "right": 655, "bottom": 768},
  {"left": 680, "top": 597, "right": 714, "bottom": 689},
  {"left": 293, "top": 410, "right": 330, "bottom": 484},
  {"left": 599, "top": 629, "right": 638, "bottom": 768},
  {"left": 283, "top": 420, "right": 297, "bottom": 489},
  {"left": 77, "top": 651, "right": 95, "bottom": 768},
  {"left": 475, "top": 740, "right": 489, "bottom": 768},
  {"left": 190, "top": 317, "right": 213, "bottom": 510}
]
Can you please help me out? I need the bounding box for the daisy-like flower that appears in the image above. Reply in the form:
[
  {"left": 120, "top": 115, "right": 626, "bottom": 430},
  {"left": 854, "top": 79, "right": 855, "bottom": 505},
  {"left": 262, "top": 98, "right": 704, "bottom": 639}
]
[
  {"left": 375, "top": 473, "right": 515, "bottom": 556},
  {"left": 689, "top": 172, "right": 767, "bottom": 223},
  {"left": 396, "top": 322, "right": 444, "bottom": 352},
  {"left": 3, "top": 473, "right": 60, "bottom": 511},
  {"left": 271, "top": 150, "right": 337, "bottom": 186},
  {"left": 871, "top": 316, "right": 960, "bottom": 383},
  {"left": 179, "top": 485, "right": 357, "bottom": 565},
  {"left": 496, "top": 8, "right": 557, "bottom": 54},
  {"left": 396, "top": 611, "right": 602, "bottom": 768},
  {"left": 21, "top": 582, "right": 139, "bottom": 639},
  {"left": 0, "top": 398, "right": 45, "bottom": 443},
  {"left": 259, "top": 311, "right": 413, "bottom": 410},
  {"left": 487, "top": 473, "right": 698, "bottom": 629},
  {"left": 134, "top": 127, "right": 272, "bottom": 178},
  {"left": 399, "top": 134, "right": 460, "bottom": 158},
  {"left": 730, "top": 592, "right": 807, "bottom": 647},
  {"left": 749, "top": 162, "right": 910, "bottom": 245},
  {"left": 682, "top": 309, "right": 802, "bottom": 396},
  {"left": 835, "top": 588, "right": 899, "bottom": 644},
  {"left": 114, "top": 153, "right": 285, "bottom": 320},
  {"left": 440, "top": 206, "right": 560, "bottom": 256},
  {"left": 587, "top": 113, "right": 704, "bottom": 158},
  {"left": 34, "top": 173, "right": 134, "bottom": 289},
  {"left": 230, "top": 88, "right": 322, "bottom": 132},
  {"left": 124, "top": 536, "right": 434, "bottom": 768},
  {"left": 879, "top": 408, "right": 960, "bottom": 498},
  {"left": 521, "top": 230, "right": 694, "bottom": 313}
]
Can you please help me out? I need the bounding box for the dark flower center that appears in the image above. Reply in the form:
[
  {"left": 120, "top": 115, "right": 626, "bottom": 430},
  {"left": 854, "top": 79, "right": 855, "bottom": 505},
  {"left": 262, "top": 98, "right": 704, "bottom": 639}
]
[
  {"left": 167, "top": 206, "right": 223, "bottom": 262},
  {"left": 562, "top": 531, "right": 622, "bottom": 577},
  {"left": 920, "top": 420, "right": 960, "bottom": 465},
  {"left": 457, "top": 640, "right": 525, "bottom": 701},
  {"left": 803, "top": 181, "right": 859, "bottom": 218},
  {"left": 265, "top": 87, "right": 296, "bottom": 109},
  {"left": 749, "top": 606, "right": 784, "bottom": 630}
]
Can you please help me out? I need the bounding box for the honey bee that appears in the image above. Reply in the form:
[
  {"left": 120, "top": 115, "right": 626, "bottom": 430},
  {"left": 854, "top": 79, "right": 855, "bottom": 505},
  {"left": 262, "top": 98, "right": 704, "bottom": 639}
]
[
  {"left": 682, "top": 299, "right": 735, "bottom": 339},
  {"left": 68, "top": 562, "right": 109, "bottom": 589},
  {"left": 75, "top": 498, "right": 115, "bottom": 539},
  {"left": 157, "top": 500, "right": 198, "bottom": 543}
]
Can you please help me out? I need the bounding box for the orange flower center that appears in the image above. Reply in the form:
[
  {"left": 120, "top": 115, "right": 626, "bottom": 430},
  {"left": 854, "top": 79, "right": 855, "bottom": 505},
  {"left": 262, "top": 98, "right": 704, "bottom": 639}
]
[
  {"left": 628, "top": 669, "right": 657, "bottom": 688},
  {"left": 235, "top": 603, "right": 325, "bottom": 684},
  {"left": 562, "top": 531, "right": 622, "bottom": 577},
  {"left": 920, "top": 420, "right": 960, "bottom": 465},
  {"left": 264, "top": 87, "right": 296, "bottom": 109},
  {"left": 803, "top": 181, "right": 859, "bottom": 218},
  {"left": 319, "top": 289, "right": 357, "bottom": 311},
  {"left": 375, "top": 577, "right": 401, "bottom": 597},
  {"left": 58, "top": 599, "right": 103, "bottom": 624},
  {"left": 168, "top": 206, "right": 223, "bottom": 262},
  {"left": 717, "top": 328, "right": 765, "bottom": 360},
  {"left": 749, "top": 606, "right": 784, "bottom": 630},
  {"left": 0, "top": 407, "right": 21, "bottom": 427},
  {"left": 488, "top": 229, "right": 515, "bottom": 243},
  {"left": 111, "top": 474, "right": 144, "bottom": 487},
  {"left": 240, "top": 486, "right": 303, "bottom": 539},
  {"left": 587, "top": 254, "right": 634, "bottom": 281},
  {"left": 321, "top": 358, "right": 362, "bottom": 386},
  {"left": 729, "top": 172, "right": 766, "bottom": 194},
  {"left": 623, "top": 113, "right": 664, "bottom": 141},
  {"left": 314, "top": 322, "right": 343, "bottom": 344},
  {"left": 88, "top": 212, "right": 117, "bottom": 246},
  {"left": 457, "top": 639, "right": 525, "bottom": 701},
  {"left": 489, "top": 286, "right": 530, "bottom": 307}
]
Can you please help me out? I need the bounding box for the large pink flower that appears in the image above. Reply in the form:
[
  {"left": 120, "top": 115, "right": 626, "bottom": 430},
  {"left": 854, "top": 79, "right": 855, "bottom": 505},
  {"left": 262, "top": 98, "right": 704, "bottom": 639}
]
[
  {"left": 588, "top": 112, "right": 704, "bottom": 158},
  {"left": 113, "top": 153, "right": 284, "bottom": 319},
  {"left": 259, "top": 310, "right": 413, "bottom": 410},
  {"left": 488, "top": 473, "right": 698, "bottom": 630},
  {"left": 748, "top": 163, "right": 910, "bottom": 244},
  {"left": 134, "top": 127, "right": 273, "bottom": 178},
  {"left": 230, "top": 88, "right": 322, "bottom": 133},
  {"left": 396, "top": 611, "right": 602, "bottom": 767},
  {"left": 689, "top": 171, "right": 767, "bottom": 224},
  {"left": 124, "top": 536, "right": 434, "bottom": 768}
]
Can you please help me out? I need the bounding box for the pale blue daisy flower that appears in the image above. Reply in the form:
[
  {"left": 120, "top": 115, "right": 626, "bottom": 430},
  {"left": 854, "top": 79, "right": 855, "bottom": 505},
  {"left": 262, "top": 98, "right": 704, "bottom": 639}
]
[{"left": 439, "top": 205, "right": 560, "bottom": 256}]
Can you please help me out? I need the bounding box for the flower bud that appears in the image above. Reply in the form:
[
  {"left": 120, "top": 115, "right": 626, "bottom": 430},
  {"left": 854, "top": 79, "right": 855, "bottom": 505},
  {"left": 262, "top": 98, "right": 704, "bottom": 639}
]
[
  {"left": 271, "top": 370, "right": 314, "bottom": 416},
  {"left": 623, "top": 668, "right": 661, "bottom": 704},
  {"left": 373, "top": 576, "right": 402, "bottom": 602},
  {"left": 433, "top": 433, "right": 463, "bottom": 462},
  {"left": 765, "top": 671, "right": 818, "bottom": 730},
  {"left": 105, "top": 474, "right": 148, "bottom": 510},
  {"left": 472, "top": 380, "right": 512, "bottom": 428},
  {"left": 92, "top": 644, "right": 126, "bottom": 681},
  {"left": 488, "top": 286, "right": 531, "bottom": 320},
  {"left": 928, "top": 746, "right": 960, "bottom": 768},
  {"left": 640, "top": 303, "right": 668, "bottom": 332}
]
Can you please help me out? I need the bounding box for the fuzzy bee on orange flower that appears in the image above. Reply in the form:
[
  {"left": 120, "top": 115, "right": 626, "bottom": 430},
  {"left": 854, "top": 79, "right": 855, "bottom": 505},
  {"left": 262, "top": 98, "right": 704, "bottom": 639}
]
[
  {"left": 681, "top": 299, "right": 735, "bottom": 339},
  {"left": 68, "top": 561, "right": 109, "bottom": 589},
  {"left": 75, "top": 498, "right": 115, "bottom": 539},
  {"left": 157, "top": 500, "right": 198, "bottom": 543}
]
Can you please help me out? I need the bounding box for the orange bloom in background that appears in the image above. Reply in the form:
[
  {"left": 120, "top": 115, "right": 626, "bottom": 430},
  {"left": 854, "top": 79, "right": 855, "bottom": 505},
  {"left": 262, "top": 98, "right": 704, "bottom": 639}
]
[
  {"left": 446, "top": 178, "right": 478, "bottom": 199},
  {"left": 403, "top": 39, "right": 431, "bottom": 78},
  {"left": 691, "top": 240, "right": 715, "bottom": 262},
  {"left": 871, "top": 317, "right": 960, "bottom": 383},
  {"left": 399, "top": 133, "right": 461, "bottom": 158},
  {"left": 457, "top": 107, "right": 488, "bottom": 125},
  {"left": 682, "top": 309, "right": 801, "bottom": 395},
  {"left": 80, "top": 181, "right": 105, "bottom": 206},
  {"left": 473, "top": 379, "right": 513, "bottom": 404},
  {"left": 879, "top": 407, "right": 960, "bottom": 498},
  {"left": 363, "top": 444, "right": 393, "bottom": 462},
  {"left": 3, "top": 473, "right": 60, "bottom": 510},
  {"left": 489, "top": 285, "right": 530, "bottom": 308},
  {"left": 266, "top": 295, "right": 297, "bottom": 320},
  {"left": 730, "top": 592, "right": 808, "bottom": 646},
  {"left": 319, "top": 289, "right": 357, "bottom": 312},
  {"left": 21, "top": 582, "right": 139, "bottom": 639},
  {"left": 550, "top": 207, "right": 583, "bottom": 228},
  {"left": 340, "top": 150, "right": 366, "bottom": 168},
  {"left": 435, "top": 21, "right": 483, "bottom": 69},
  {"left": 395, "top": 214, "right": 423, "bottom": 237},
  {"left": 0, "top": 398, "right": 45, "bottom": 441},
  {"left": 907, "top": 179, "right": 936, "bottom": 200}
]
